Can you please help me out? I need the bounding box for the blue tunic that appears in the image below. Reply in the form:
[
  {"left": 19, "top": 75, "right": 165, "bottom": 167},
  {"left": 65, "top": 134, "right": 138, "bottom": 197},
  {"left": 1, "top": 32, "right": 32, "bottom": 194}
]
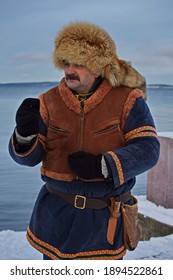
[{"left": 9, "top": 93, "right": 160, "bottom": 260}]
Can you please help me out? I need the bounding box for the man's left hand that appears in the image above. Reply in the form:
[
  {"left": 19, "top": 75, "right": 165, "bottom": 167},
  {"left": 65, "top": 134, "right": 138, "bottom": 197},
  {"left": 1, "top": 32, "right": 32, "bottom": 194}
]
[{"left": 68, "top": 151, "right": 103, "bottom": 179}]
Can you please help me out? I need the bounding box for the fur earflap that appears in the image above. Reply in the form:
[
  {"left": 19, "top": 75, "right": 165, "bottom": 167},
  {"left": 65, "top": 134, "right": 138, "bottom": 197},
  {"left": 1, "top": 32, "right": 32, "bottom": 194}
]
[
  {"left": 53, "top": 21, "right": 146, "bottom": 97},
  {"left": 118, "top": 60, "right": 146, "bottom": 98}
]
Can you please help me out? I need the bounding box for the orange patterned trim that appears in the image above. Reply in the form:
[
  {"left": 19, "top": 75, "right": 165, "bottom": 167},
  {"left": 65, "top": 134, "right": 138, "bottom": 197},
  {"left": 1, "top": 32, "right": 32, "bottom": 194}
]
[
  {"left": 26, "top": 227, "right": 126, "bottom": 260},
  {"left": 11, "top": 133, "right": 46, "bottom": 157},
  {"left": 121, "top": 89, "right": 144, "bottom": 130},
  {"left": 125, "top": 132, "right": 158, "bottom": 142},
  {"left": 125, "top": 126, "right": 157, "bottom": 141},
  {"left": 26, "top": 234, "right": 57, "bottom": 260},
  {"left": 107, "top": 151, "right": 124, "bottom": 185},
  {"left": 11, "top": 136, "right": 39, "bottom": 157}
]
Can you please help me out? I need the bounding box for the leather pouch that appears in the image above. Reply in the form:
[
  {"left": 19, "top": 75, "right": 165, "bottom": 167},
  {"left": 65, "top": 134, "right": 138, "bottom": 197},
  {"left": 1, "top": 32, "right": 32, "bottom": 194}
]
[{"left": 121, "top": 195, "right": 141, "bottom": 250}]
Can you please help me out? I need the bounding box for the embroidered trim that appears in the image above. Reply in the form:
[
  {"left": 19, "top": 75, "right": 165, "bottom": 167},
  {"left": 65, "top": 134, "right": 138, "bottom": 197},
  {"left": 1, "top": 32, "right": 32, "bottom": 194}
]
[
  {"left": 125, "top": 126, "right": 157, "bottom": 142},
  {"left": 107, "top": 151, "right": 124, "bottom": 185},
  {"left": 121, "top": 89, "right": 144, "bottom": 130},
  {"left": 125, "top": 132, "right": 158, "bottom": 142},
  {"left": 26, "top": 227, "right": 126, "bottom": 260},
  {"left": 12, "top": 136, "right": 39, "bottom": 157}
]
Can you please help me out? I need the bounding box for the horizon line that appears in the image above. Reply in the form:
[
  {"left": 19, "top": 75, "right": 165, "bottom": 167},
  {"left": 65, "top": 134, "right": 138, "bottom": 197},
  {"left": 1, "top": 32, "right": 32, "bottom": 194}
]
[{"left": 0, "top": 81, "right": 173, "bottom": 87}]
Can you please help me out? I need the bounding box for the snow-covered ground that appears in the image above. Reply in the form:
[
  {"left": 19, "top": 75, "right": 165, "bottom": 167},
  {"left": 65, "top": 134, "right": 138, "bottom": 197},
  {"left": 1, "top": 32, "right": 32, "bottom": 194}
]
[
  {"left": 158, "top": 132, "right": 173, "bottom": 138},
  {"left": 0, "top": 229, "right": 172, "bottom": 260},
  {"left": 0, "top": 195, "right": 173, "bottom": 260}
]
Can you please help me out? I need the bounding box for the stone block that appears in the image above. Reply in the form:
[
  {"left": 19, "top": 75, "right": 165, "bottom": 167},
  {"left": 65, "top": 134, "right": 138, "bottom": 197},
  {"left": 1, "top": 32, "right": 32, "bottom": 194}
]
[{"left": 147, "top": 134, "right": 173, "bottom": 208}]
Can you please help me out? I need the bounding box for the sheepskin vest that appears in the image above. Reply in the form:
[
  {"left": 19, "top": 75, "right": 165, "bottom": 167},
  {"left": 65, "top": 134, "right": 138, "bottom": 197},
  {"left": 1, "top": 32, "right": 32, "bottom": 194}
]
[{"left": 40, "top": 79, "right": 141, "bottom": 181}]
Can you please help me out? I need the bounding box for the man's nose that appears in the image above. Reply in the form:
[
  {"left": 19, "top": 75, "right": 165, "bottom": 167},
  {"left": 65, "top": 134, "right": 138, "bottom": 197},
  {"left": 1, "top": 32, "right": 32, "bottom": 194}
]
[{"left": 66, "top": 64, "right": 76, "bottom": 72}]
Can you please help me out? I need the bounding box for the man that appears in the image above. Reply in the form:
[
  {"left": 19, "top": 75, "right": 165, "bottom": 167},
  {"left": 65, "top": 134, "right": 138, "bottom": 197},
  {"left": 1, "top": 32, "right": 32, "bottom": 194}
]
[{"left": 9, "top": 21, "right": 160, "bottom": 260}]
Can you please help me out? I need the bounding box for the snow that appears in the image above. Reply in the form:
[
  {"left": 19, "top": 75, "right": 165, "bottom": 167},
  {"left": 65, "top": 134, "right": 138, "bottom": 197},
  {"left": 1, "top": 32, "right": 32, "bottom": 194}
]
[
  {"left": 136, "top": 195, "right": 173, "bottom": 227},
  {"left": 0, "top": 196, "right": 173, "bottom": 260},
  {"left": 158, "top": 132, "right": 173, "bottom": 138}
]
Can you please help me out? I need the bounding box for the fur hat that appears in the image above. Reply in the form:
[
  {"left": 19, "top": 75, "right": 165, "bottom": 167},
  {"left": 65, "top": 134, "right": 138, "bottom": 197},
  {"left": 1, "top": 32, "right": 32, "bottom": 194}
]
[{"left": 53, "top": 21, "right": 146, "bottom": 96}]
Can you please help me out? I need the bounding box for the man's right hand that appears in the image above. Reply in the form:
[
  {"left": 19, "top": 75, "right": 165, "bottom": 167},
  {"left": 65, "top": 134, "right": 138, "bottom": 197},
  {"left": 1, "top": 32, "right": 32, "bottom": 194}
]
[{"left": 16, "top": 98, "right": 40, "bottom": 137}]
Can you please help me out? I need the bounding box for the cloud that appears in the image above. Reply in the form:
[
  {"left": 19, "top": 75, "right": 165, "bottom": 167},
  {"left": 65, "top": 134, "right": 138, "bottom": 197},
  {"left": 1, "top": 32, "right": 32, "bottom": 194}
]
[
  {"left": 119, "top": 40, "right": 173, "bottom": 84},
  {"left": 14, "top": 52, "right": 50, "bottom": 63},
  {"left": 155, "top": 46, "right": 173, "bottom": 59},
  {"left": 0, "top": 0, "right": 173, "bottom": 84},
  {"left": 130, "top": 41, "right": 173, "bottom": 70}
]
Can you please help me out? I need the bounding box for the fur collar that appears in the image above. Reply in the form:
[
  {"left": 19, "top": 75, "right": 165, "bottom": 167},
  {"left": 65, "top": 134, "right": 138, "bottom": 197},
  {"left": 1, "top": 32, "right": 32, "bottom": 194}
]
[{"left": 59, "top": 79, "right": 112, "bottom": 114}]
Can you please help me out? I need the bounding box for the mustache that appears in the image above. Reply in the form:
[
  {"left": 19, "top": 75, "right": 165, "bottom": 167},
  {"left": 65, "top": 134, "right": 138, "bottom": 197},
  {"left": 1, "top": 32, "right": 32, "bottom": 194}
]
[{"left": 65, "top": 74, "right": 80, "bottom": 81}]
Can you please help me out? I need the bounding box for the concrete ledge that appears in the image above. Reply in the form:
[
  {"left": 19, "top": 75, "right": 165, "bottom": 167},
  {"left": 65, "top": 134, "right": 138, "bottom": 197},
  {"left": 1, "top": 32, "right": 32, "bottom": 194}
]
[
  {"left": 147, "top": 133, "right": 173, "bottom": 208},
  {"left": 138, "top": 213, "right": 173, "bottom": 241}
]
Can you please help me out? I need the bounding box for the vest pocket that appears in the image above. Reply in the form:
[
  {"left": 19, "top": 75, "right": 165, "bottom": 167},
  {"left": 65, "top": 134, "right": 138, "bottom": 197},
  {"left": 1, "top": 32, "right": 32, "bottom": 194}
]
[
  {"left": 94, "top": 123, "right": 120, "bottom": 136},
  {"left": 48, "top": 124, "right": 70, "bottom": 135}
]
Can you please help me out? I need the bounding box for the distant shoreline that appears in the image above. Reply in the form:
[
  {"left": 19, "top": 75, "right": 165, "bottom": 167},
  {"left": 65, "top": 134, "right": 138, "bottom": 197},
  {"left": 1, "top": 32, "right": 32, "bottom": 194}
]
[
  {"left": 0, "top": 81, "right": 58, "bottom": 86},
  {"left": 0, "top": 82, "right": 173, "bottom": 89},
  {"left": 147, "top": 84, "right": 173, "bottom": 89}
]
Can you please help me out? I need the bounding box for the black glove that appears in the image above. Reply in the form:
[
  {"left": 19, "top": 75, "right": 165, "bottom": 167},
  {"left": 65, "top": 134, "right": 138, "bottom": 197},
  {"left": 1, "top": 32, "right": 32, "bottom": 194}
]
[
  {"left": 15, "top": 98, "right": 40, "bottom": 137},
  {"left": 68, "top": 151, "right": 103, "bottom": 179}
]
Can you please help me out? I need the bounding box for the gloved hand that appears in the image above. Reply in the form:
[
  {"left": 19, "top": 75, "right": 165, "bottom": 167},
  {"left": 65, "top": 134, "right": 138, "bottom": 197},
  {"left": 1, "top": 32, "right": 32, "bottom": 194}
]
[
  {"left": 15, "top": 98, "right": 40, "bottom": 137},
  {"left": 68, "top": 151, "right": 103, "bottom": 179}
]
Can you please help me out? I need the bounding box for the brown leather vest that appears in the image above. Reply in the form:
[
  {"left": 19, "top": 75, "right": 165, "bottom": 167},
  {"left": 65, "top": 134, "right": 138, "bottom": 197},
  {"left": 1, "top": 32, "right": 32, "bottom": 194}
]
[{"left": 40, "top": 80, "right": 134, "bottom": 181}]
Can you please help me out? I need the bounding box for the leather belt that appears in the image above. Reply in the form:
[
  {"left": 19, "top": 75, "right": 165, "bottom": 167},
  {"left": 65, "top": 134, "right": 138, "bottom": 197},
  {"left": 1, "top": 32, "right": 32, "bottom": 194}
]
[{"left": 46, "top": 185, "right": 131, "bottom": 210}]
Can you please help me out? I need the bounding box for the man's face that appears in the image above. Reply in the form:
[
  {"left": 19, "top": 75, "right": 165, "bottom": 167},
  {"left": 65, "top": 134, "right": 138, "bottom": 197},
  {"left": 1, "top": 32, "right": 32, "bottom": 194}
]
[{"left": 63, "top": 61, "right": 98, "bottom": 93}]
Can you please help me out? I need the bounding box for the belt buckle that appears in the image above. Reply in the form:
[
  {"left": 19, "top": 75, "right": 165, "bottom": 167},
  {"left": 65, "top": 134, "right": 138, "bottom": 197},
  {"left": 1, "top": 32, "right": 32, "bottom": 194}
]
[{"left": 74, "top": 195, "right": 86, "bottom": 209}]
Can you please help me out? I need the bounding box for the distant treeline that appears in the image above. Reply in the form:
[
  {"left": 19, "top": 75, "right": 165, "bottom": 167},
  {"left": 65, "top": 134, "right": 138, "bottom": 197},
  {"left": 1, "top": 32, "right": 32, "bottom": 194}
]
[
  {"left": 0, "top": 82, "right": 173, "bottom": 89},
  {"left": 147, "top": 84, "right": 173, "bottom": 89},
  {"left": 0, "top": 82, "right": 58, "bottom": 86}
]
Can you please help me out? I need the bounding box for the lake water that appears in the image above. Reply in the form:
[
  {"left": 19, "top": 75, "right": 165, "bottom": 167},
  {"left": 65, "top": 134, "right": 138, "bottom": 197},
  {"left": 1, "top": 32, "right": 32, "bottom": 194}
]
[{"left": 0, "top": 83, "right": 173, "bottom": 231}]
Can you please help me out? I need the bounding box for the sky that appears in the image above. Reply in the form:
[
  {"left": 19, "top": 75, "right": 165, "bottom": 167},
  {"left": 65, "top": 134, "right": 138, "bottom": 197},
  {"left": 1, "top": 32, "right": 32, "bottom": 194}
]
[{"left": 0, "top": 0, "right": 173, "bottom": 84}]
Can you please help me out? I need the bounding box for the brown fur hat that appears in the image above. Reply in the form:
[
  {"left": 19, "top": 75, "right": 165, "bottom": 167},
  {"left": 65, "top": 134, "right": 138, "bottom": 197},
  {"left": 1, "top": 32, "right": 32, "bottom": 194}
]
[{"left": 53, "top": 21, "right": 146, "bottom": 97}]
